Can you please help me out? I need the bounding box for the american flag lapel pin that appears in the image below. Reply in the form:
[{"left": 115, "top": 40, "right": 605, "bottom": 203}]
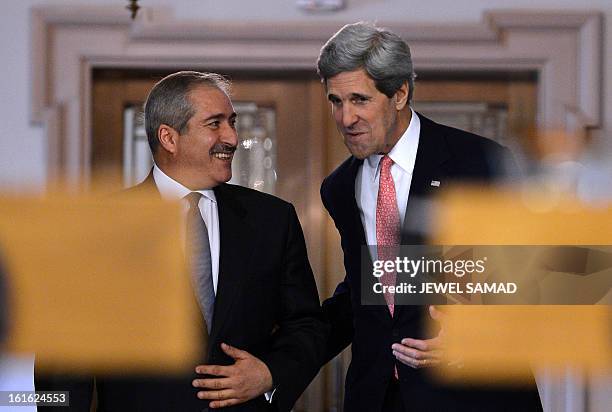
[{"left": 430, "top": 180, "right": 440, "bottom": 187}]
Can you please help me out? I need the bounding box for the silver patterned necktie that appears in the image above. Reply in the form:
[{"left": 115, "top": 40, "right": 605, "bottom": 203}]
[{"left": 184, "top": 192, "right": 215, "bottom": 334}]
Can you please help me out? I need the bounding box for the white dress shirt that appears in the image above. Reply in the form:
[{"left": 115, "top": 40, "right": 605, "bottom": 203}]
[
  {"left": 153, "top": 164, "right": 220, "bottom": 294},
  {"left": 356, "top": 109, "right": 421, "bottom": 256},
  {"left": 153, "top": 165, "right": 276, "bottom": 401}
]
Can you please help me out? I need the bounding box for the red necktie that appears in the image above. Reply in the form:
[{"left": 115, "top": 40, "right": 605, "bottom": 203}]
[{"left": 376, "top": 155, "right": 401, "bottom": 316}]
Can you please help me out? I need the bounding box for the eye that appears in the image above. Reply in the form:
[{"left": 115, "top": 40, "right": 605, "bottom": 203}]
[
  {"left": 352, "top": 95, "right": 369, "bottom": 105},
  {"left": 328, "top": 96, "right": 342, "bottom": 107},
  {"left": 207, "top": 121, "right": 220, "bottom": 129},
  {"left": 229, "top": 118, "right": 237, "bottom": 129}
]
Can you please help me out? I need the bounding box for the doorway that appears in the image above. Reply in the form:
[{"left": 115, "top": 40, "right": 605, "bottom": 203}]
[{"left": 92, "top": 68, "right": 537, "bottom": 411}]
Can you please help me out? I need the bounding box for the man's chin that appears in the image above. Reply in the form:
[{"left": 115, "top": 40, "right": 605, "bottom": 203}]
[
  {"left": 216, "top": 170, "right": 232, "bottom": 185},
  {"left": 346, "top": 145, "right": 371, "bottom": 160}
]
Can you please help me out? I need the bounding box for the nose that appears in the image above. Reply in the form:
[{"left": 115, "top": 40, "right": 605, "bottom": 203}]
[
  {"left": 341, "top": 104, "right": 358, "bottom": 129},
  {"left": 221, "top": 122, "right": 238, "bottom": 147}
]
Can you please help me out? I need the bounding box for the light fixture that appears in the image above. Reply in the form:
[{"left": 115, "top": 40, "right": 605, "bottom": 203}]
[
  {"left": 296, "top": 0, "right": 346, "bottom": 12},
  {"left": 126, "top": 0, "right": 140, "bottom": 20}
]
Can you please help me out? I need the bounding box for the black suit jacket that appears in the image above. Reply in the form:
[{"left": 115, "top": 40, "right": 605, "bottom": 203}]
[
  {"left": 321, "top": 114, "right": 542, "bottom": 411},
  {"left": 37, "top": 174, "right": 327, "bottom": 412}
]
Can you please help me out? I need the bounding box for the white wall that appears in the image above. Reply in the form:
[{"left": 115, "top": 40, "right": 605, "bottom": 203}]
[{"left": 1, "top": 1, "right": 46, "bottom": 191}]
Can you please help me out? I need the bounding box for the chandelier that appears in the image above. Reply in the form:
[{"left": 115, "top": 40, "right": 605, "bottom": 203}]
[{"left": 126, "top": 0, "right": 140, "bottom": 20}]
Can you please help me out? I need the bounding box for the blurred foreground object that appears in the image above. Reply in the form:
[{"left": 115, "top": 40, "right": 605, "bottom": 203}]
[
  {"left": 433, "top": 187, "right": 612, "bottom": 245},
  {"left": 435, "top": 305, "right": 610, "bottom": 382},
  {"left": 0, "top": 192, "right": 202, "bottom": 374},
  {"left": 429, "top": 187, "right": 612, "bottom": 382},
  {"left": 0, "top": 258, "right": 6, "bottom": 348}
]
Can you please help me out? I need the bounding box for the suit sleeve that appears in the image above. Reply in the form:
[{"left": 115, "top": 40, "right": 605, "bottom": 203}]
[
  {"left": 321, "top": 281, "right": 354, "bottom": 364},
  {"left": 258, "top": 204, "right": 328, "bottom": 412},
  {"left": 320, "top": 179, "right": 355, "bottom": 364},
  {"left": 34, "top": 372, "right": 93, "bottom": 411}
]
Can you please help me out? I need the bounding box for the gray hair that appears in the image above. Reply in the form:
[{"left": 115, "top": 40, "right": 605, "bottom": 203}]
[
  {"left": 144, "top": 71, "right": 231, "bottom": 153},
  {"left": 317, "top": 22, "right": 416, "bottom": 102}
]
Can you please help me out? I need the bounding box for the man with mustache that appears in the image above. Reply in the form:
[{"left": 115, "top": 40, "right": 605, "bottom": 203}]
[
  {"left": 38, "top": 71, "right": 327, "bottom": 411},
  {"left": 316, "top": 23, "right": 542, "bottom": 411},
  {"left": 114, "top": 71, "right": 327, "bottom": 411}
]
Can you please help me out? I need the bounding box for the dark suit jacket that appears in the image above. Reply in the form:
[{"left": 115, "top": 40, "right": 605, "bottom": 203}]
[
  {"left": 321, "top": 114, "right": 542, "bottom": 411},
  {"left": 37, "top": 174, "right": 327, "bottom": 412}
]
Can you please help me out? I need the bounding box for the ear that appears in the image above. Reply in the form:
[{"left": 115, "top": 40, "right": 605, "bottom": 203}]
[
  {"left": 394, "top": 82, "right": 409, "bottom": 111},
  {"left": 157, "top": 124, "right": 180, "bottom": 155}
]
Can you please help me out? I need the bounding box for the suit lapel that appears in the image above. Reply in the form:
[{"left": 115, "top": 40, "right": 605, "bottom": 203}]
[
  {"left": 208, "top": 184, "right": 255, "bottom": 346},
  {"left": 134, "top": 174, "right": 250, "bottom": 352},
  {"left": 394, "top": 114, "right": 450, "bottom": 321},
  {"left": 400, "top": 114, "right": 450, "bottom": 245},
  {"left": 338, "top": 158, "right": 367, "bottom": 247}
]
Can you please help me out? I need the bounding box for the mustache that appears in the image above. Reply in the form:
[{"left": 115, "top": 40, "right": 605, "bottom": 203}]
[{"left": 209, "top": 143, "right": 237, "bottom": 155}]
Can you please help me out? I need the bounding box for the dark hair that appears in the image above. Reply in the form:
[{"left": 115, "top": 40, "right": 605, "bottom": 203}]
[
  {"left": 317, "top": 22, "right": 416, "bottom": 101},
  {"left": 144, "top": 71, "right": 231, "bottom": 153}
]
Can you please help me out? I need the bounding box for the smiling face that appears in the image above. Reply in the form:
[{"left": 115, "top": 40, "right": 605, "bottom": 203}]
[
  {"left": 326, "top": 69, "right": 410, "bottom": 159},
  {"left": 157, "top": 85, "right": 238, "bottom": 190}
]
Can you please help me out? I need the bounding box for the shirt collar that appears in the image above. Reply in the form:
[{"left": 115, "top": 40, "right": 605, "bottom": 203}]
[
  {"left": 152, "top": 164, "right": 217, "bottom": 203},
  {"left": 364, "top": 108, "right": 421, "bottom": 181}
]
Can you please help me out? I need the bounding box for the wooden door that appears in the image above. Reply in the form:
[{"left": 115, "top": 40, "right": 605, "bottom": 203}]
[{"left": 92, "top": 69, "right": 537, "bottom": 412}]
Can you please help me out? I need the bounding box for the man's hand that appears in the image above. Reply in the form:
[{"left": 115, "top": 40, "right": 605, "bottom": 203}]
[
  {"left": 391, "top": 305, "right": 445, "bottom": 369},
  {"left": 193, "top": 343, "right": 273, "bottom": 408}
]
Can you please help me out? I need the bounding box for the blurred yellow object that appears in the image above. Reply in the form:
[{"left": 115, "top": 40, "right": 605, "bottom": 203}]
[
  {"left": 431, "top": 305, "right": 611, "bottom": 382},
  {"left": 432, "top": 187, "right": 612, "bottom": 246},
  {"left": 0, "top": 192, "right": 203, "bottom": 374},
  {"left": 429, "top": 187, "right": 612, "bottom": 382}
]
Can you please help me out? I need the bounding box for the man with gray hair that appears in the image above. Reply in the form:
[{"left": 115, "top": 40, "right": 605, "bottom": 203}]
[{"left": 317, "top": 22, "right": 542, "bottom": 411}]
